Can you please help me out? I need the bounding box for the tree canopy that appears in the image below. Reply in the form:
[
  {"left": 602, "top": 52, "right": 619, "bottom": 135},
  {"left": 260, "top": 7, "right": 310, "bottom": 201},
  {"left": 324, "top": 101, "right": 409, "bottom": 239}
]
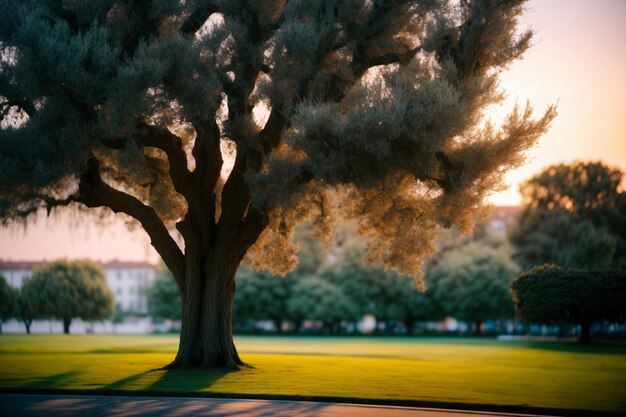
[
  {"left": 511, "top": 162, "right": 626, "bottom": 269},
  {"left": 509, "top": 265, "right": 626, "bottom": 343},
  {"left": 0, "top": 0, "right": 554, "bottom": 368},
  {"left": 21, "top": 260, "right": 115, "bottom": 334}
]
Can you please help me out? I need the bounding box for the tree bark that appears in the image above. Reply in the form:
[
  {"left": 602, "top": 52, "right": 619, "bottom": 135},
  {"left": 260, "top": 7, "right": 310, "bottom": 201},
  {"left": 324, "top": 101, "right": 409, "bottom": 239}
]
[
  {"left": 63, "top": 318, "right": 71, "bottom": 334},
  {"left": 579, "top": 321, "right": 592, "bottom": 344},
  {"left": 24, "top": 320, "right": 31, "bottom": 334},
  {"left": 165, "top": 253, "right": 243, "bottom": 369}
]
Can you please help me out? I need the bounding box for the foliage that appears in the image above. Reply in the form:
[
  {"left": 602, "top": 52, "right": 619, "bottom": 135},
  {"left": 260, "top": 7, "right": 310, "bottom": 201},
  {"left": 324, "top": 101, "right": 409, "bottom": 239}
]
[
  {"left": 233, "top": 268, "right": 292, "bottom": 331},
  {"left": 0, "top": 274, "right": 16, "bottom": 332},
  {"left": 287, "top": 276, "right": 359, "bottom": 331},
  {"left": 0, "top": 0, "right": 554, "bottom": 283},
  {"left": 0, "top": 0, "right": 555, "bottom": 366},
  {"left": 387, "top": 274, "right": 444, "bottom": 333},
  {"left": 147, "top": 266, "right": 182, "bottom": 322},
  {"left": 511, "top": 162, "right": 626, "bottom": 269},
  {"left": 510, "top": 265, "right": 626, "bottom": 342},
  {"left": 322, "top": 250, "right": 399, "bottom": 323},
  {"left": 21, "top": 259, "right": 115, "bottom": 333},
  {"left": 427, "top": 240, "right": 519, "bottom": 330}
]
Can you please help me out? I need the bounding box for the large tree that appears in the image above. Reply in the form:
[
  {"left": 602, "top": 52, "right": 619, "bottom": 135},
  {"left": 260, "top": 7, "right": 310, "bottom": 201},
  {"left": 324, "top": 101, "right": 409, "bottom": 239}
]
[
  {"left": 21, "top": 260, "right": 114, "bottom": 334},
  {"left": 510, "top": 162, "right": 626, "bottom": 269},
  {"left": 0, "top": 0, "right": 554, "bottom": 368}
]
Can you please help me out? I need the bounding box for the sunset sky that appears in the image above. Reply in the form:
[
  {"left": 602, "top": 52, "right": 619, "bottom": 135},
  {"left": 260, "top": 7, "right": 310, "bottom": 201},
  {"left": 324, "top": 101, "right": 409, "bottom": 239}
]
[{"left": 0, "top": 0, "right": 624, "bottom": 263}]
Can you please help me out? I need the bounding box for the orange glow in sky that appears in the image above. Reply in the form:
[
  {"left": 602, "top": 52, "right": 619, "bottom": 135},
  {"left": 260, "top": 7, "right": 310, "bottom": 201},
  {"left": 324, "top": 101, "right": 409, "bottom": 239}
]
[
  {"left": 488, "top": 0, "right": 626, "bottom": 205},
  {"left": 0, "top": 0, "right": 625, "bottom": 262}
]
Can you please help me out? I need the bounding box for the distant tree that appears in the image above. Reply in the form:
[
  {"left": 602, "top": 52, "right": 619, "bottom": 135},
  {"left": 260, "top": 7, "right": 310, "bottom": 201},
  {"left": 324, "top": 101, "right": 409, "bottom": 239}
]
[
  {"left": 322, "top": 251, "right": 397, "bottom": 332},
  {"left": 387, "top": 275, "right": 444, "bottom": 334},
  {"left": 14, "top": 288, "right": 35, "bottom": 334},
  {"left": 0, "top": 274, "right": 16, "bottom": 333},
  {"left": 234, "top": 224, "right": 326, "bottom": 333},
  {"left": 510, "top": 265, "right": 626, "bottom": 343},
  {"left": 22, "top": 260, "right": 114, "bottom": 334},
  {"left": 427, "top": 240, "right": 519, "bottom": 334},
  {"left": 511, "top": 162, "right": 626, "bottom": 269},
  {"left": 233, "top": 268, "right": 293, "bottom": 333},
  {"left": 148, "top": 267, "right": 182, "bottom": 322},
  {"left": 0, "top": 0, "right": 554, "bottom": 368},
  {"left": 287, "top": 276, "right": 358, "bottom": 333}
]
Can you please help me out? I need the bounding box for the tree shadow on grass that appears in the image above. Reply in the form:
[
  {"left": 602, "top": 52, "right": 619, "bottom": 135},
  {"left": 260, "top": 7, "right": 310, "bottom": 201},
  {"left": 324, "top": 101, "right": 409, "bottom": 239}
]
[
  {"left": 146, "top": 368, "right": 228, "bottom": 393},
  {"left": 22, "top": 370, "right": 82, "bottom": 389},
  {"left": 102, "top": 367, "right": 229, "bottom": 393},
  {"left": 102, "top": 371, "right": 153, "bottom": 390}
]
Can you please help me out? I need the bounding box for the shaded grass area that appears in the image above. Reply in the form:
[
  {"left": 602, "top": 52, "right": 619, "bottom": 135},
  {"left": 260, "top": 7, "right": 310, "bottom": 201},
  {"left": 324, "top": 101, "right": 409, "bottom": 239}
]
[{"left": 0, "top": 335, "right": 625, "bottom": 414}]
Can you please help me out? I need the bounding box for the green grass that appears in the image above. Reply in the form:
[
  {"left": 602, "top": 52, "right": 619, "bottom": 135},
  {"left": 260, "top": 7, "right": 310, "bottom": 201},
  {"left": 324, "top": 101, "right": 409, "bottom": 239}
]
[{"left": 1, "top": 335, "right": 625, "bottom": 414}]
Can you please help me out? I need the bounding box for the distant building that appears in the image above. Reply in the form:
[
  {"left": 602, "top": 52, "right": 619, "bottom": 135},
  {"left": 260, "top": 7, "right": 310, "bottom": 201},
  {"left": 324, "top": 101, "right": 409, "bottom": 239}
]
[{"left": 0, "top": 259, "right": 158, "bottom": 314}]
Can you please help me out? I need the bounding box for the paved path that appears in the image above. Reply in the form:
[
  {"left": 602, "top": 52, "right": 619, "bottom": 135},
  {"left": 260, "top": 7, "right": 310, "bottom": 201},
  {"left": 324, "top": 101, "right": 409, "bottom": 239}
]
[{"left": 0, "top": 394, "right": 553, "bottom": 417}]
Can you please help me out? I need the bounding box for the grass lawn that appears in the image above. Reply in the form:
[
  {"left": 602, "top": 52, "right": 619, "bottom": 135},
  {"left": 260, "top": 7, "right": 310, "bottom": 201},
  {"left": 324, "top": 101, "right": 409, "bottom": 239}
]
[{"left": 0, "top": 335, "right": 625, "bottom": 414}]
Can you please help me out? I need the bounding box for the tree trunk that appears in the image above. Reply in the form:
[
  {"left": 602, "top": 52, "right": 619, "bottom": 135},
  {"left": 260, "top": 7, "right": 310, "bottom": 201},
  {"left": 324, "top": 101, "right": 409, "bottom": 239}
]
[
  {"left": 24, "top": 320, "right": 31, "bottom": 334},
  {"left": 474, "top": 321, "right": 482, "bottom": 336},
  {"left": 165, "top": 254, "right": 244, "bottom": 369},
  {"left": 273, "top": 319, "right": 283, "bottom": 334},
  {"left": 63, "top": 318, "right": 72, "bottom": 334},
  {"left": 579, "top": 321, "right": 592, "bottom": 344},
  {"left": 406, "top": 319, "right": 415, "bottom": 335}
]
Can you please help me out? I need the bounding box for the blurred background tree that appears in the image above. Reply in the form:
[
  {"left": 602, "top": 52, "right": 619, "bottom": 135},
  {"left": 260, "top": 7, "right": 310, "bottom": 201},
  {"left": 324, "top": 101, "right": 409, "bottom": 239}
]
[
  {"left": 510, "top": 265, "right": 626, "bottom": 343},
  {"left": 21, "top": 260, "right": 114, "bottom": 334},
  {"left": 287, "top": 276, "right": 359, "bottom": 334},
  {"left": 233, "top": 268, "right": 293, "bottom": 333},
  {"left": 511, "top": 162, "right": 626, "bottom": 269},
  {"left": 427, "top": 240, "right": 519, "bottom": 334},
  {"left": 14, "top": 288, "right": 35, "bottom": 334},
  {"left": 147, "top": 266, "right": 182, "bottom": 323},
  {"left": 0, "top": 274, "right": 15, "bottom": 333}
]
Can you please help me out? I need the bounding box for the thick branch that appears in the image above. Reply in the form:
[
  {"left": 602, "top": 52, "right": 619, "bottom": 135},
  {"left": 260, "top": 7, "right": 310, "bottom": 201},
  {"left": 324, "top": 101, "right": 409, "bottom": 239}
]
[
  {"left": 189, "top": 122, "right": 223, "bottom": 240},
  {"left": 366, "top": 46, "right": 422, "bottom": 68},
  {"left": 77, "top": 156, "right": 185, "bottom": 284},
  {"left": 137, "top": 124, "right": 193, "bottom": 200},
  {"left": 216, "top": 151, "right": 250, "bottom": 234}
]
